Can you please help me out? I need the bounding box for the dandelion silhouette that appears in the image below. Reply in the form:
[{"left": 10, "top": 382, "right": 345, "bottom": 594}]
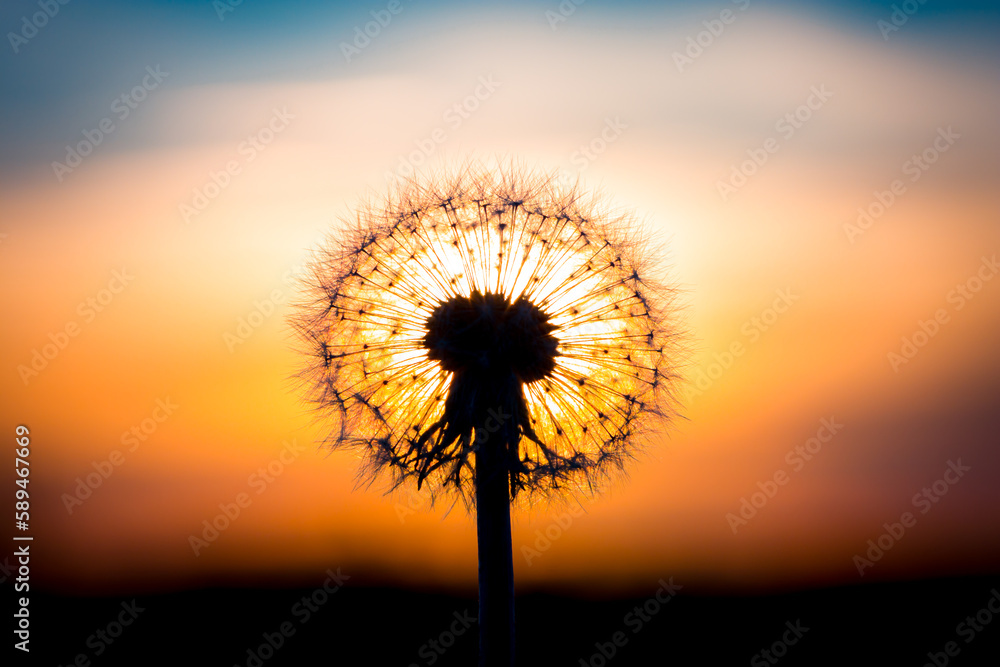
[{"left": 293, "top": 163, "right": 679, "bottom": 666}]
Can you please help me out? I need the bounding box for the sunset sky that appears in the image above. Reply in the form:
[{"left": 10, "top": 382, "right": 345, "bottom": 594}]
[{"left": 2, "top": 0, "right": 998, "bottom": 597}]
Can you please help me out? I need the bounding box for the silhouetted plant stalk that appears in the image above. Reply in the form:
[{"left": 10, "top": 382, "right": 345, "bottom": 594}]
[{"left": 292, "top": 162, "right": 680, "bottom": 666}]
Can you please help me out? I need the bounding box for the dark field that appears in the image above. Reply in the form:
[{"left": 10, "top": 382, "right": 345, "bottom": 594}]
[{"left": 20, "top": 574, "right": 1000, "bottom": 666}]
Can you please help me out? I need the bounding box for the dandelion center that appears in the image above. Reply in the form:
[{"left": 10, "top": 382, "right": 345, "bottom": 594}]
[{"left": 423, "top": 291, "right": 559, "bottom": 384}]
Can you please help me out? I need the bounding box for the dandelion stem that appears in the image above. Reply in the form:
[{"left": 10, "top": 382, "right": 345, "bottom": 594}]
[
  {"left": 474, "top": 384, "right": 518, "bottom": 667},
  {"left": 294, "top": 164, "right": 679, "bottom": 666}
]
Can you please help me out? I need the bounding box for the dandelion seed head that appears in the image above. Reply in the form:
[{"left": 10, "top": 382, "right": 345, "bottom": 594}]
[{"left": 292, "top": 163, "right": 681, "bottom": 509}]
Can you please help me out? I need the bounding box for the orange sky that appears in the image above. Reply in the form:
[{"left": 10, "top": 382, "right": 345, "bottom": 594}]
[{"left": 2, "top": 6, "right": 999, "bottom": 596}]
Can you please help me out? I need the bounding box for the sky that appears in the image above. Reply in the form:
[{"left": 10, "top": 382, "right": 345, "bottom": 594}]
[{"left": 1, "top": 0, "right": 999, "bottom": 597}]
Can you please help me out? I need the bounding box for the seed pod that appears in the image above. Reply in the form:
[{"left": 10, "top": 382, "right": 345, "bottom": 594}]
[{"left": 291, "top": 162, "right": 681, "bottom": 510}]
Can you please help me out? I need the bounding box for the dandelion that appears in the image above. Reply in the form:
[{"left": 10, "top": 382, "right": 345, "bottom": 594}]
[{"left": 292, "top": 163, "right": 680, "bottom": 666}]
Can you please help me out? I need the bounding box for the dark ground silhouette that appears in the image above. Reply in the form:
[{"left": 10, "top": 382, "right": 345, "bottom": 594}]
[{"left": 18, "top": 573, "right": 1000, "bottom": 666}]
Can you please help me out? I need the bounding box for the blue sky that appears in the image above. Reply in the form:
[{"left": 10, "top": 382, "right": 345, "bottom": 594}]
[{"left": 2, "top": 0, "right": 998, "bottom": 175}]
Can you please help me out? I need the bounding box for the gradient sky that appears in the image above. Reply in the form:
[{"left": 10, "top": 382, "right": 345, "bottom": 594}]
[{"left": 2, "top": 0, "right": 999, "bottom": 596}]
